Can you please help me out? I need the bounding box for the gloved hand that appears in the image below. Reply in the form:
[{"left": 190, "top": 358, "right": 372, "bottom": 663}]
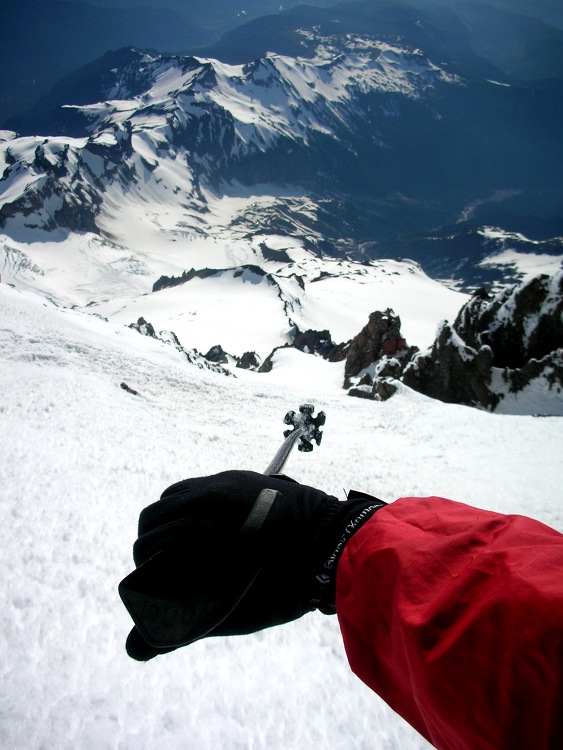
[{"left": 119, "top": 470, "right": 384, "bottom": 661}]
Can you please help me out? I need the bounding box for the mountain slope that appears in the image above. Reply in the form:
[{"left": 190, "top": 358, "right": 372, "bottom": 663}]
[
  {"left": 90, "top": 258, "right": 467, "bottom": 358},
  {"left": 453, "top": 2, "right": 563, "bottom": 80},
  {"left": 200, "top": 0, "right": 493, "bottom": 74},
  {"left": 0, "top": 220, "right": 468, "bottom": 357},
  {"left": 1, "top": 276, "right": 562, "bottom": 749},
  {"left": 2, "top": 32, "right": 562, "bottom": 271},
  {"left": 5, "top": 0, "right": 563, "bottom": 134},
  {"left": 198, "top": 0, "right": 563, "bottom": 82},
  {"left": 0, "top": 43, "right": 466, "bottom": 243}
]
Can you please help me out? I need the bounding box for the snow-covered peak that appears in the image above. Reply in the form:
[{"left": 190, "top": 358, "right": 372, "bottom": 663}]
[
  {"left": 0, "top": 37, "right": 465, "bottom": 261},
  {"left": 66, "top": 43, "right": 458, "bottom": 143}
]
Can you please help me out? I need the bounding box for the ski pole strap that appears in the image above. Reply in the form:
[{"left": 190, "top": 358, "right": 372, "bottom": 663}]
[{"left": 239, "top": 488, "right": 279, "bottom": 535}]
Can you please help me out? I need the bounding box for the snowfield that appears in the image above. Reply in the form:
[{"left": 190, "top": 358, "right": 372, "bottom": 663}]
[
  {"left": 0, "top": 229, "right": 468, "bottom": 358},
  {"left": 1, "top": 280, "right": 562, "bottom": 750}
]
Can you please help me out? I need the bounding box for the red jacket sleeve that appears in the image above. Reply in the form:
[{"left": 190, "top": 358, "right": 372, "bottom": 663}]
[{"left": 336, "top": 496, "right": 563, "bottom": 750}]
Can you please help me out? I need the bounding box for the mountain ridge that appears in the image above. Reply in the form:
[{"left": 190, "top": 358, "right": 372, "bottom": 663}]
[
  {"left": 4, "top": 0, "right": 563, "bottom": 128},
  {"left": 2, "top": 31, "right": 562, "bottom": 266}
]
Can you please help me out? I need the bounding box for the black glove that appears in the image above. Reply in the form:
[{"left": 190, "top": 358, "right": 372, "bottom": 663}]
[{"left": 119, "top": 470, "right": 385, "bottom": 661}]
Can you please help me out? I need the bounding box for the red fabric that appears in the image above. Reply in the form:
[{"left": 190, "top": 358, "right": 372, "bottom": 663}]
[{"left": 336, "top": 497, "right": 563, "bottom": 750}]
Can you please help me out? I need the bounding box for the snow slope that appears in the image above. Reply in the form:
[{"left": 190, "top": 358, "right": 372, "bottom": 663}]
[
  {"left": 0, "top": 228, "right": 468, "bottom": 358},
  {"left": 91, "top": 256, "right": 467, "bottom": 357},
  {"left": 1, "top": 281, "right": 562, "bottom": 750}
]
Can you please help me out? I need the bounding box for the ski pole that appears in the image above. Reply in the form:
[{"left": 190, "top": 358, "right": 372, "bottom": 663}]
[{"left": 264, "top": 403, "right": 326, "bottom": 475}]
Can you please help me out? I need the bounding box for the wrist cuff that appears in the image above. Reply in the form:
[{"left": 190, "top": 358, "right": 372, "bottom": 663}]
[{"left": 310, "top": 495, "right": 386, "bottom": 614}]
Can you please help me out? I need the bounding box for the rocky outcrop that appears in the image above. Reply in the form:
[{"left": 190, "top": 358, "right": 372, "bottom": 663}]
[
  {"left": 259, "top": 310, "right": 415, "bottom": 400},
  {"left": 139, "top": 269, "right": 561, "bottom": 415},
  {"left": 236, "top": 351, "right": 262, "bottom": 371},
  {"left": 153, "top": 268, "right": 219, "bottom": 292},
  {"left": 258, "top": 344, "right": 287, "bottom": 373},
  {"left": 454, "top": 272, "right": 563, "bottom": 368},
  {"left": 342, "top": 272, "right": 562, "bottom": 413},
  {"left": 341, "top": 309, "right": 418, "bottom": 400},
  {"left": 259, "top": 328, "right": 343, "bottom": 373},
  {"left": 403, "top": 271, "right": 563, "bottom": 413},
  {"left": 130, "top": 317, "right": 157, "bottom": 338},
  {"left": 203, "top": 344, "right": 261, "bottom": 371},
  {"left": 503, "top": 350, "right": 563, "bottom": 395},
  {"left": 120, "top": 382, "right": 139, "bottom": 396},
  {"left": 0, "top": 136, "right": 108, "bottom": 233},
  {"left": 203, "top": 344, "right": 230, "bottom": 364},
  {"left": 129, "top": 317, "right": 233, "bottom": 377},
  {"left": 293, "top": 329, "right": 339, "bottom": 358},
  {"left": 402, "top": 322, "right": 497, "bottom": 409},
  {"left": 343, "top": 309, "right": 415, "bottom": 387}
]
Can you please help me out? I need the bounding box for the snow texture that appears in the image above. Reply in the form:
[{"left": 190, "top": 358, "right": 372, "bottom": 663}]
[{"left": 1, "top": 280, "right": 562, "bottom": 750}]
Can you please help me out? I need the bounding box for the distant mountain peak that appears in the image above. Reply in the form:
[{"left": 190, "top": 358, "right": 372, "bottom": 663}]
[
  {"left": 1, "top": 12, "right": 562, "bottom": 279},
  {"left": 0, "top": 39, "right": 465, "bottom": 248}
]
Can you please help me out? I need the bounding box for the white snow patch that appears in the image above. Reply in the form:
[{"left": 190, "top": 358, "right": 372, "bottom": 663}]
[
  {"left": 479, "top": 249, "right": 563, "bottom": 282},
  {"left": 493, "top": 368, "right": 563, "bottom": 417},
  {"left": 0, "top": 129, "right": 18, "bottom": 143},
  {"left": 2, "top": 231, "right": 468, "bottom": 358}
]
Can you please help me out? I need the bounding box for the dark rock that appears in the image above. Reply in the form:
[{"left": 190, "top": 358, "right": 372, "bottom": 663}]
[
  {"left": 502, "top": 349, "right": 563, "bottom": 395},
  {"left": 343, "top": 308, "right": 413, "bottom": 387},
  {"left": 377, "top": 353, "right": 416, "bottom": 379},
  {"left": 128, "top": 318, "right": 233, "bottom": 377},
  {"left": 260, "top": 243, "right": 292, "bottom": 263},
  {"left": 348, "top": 376, "right": 398, "bottom": 401},
  {"left": 233, "top": 264, "right": 268, "bottom": 280},
  {"left": 129, "top": 317, "right": 156, "bottom": 337},
  {"left": 259, "top": 327, "right": 345, "bottom": 373},
  {"left": 204, "top": 344, "right": 229, "bottom": 363},
  {"left": 348, "top": 385, "right": 374, "bottom": 399},
  {"left": 34, "top": 143, "right": 69, "bottom": 179},
  {"left": 402, "top": 321, "right": 497, "bottom": 409},
  {"left": 293, "top": 328, "right": 337, "bottom": 357},
  {"left": 237, "top": 351, "right": 261, "bottom": 370},
  {"left": 326, "top": 339, "right": 351, "bottom": 363},
  {"left": 397, "top": 271, "right": 563, "bottom": 413},
  {"left": 153, "top": 267, "right": 217, "bottom": 292},
  {"left": 373, "top": 378, "right": 399, "bottom": 401},
  {"left": 120, "top": 382, "right": 138, "bottom": 395},
  {"left": 454, "top": 273, "right": 563, "bottom": 368},
  {"left": 259, "top": 344, "right": 288, "bottom": 373}
]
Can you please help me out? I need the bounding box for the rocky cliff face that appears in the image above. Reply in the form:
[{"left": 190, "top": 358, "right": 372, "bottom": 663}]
[
  {"left": 401, "top": 321, "right": 497, "bottom": 409},
  {"left": 343, "top": 272, "right": 563, "bottom": 414},
  {"left": 336, "top": 308, "right": 417, "bottom": 402},
  {"left": 453, "top": 273, "right": 563, "bottom": 368}
]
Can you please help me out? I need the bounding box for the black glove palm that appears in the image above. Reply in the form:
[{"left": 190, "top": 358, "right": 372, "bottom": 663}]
[{"left": 119, "top": 470, "right": 384, "bottom": 661}]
